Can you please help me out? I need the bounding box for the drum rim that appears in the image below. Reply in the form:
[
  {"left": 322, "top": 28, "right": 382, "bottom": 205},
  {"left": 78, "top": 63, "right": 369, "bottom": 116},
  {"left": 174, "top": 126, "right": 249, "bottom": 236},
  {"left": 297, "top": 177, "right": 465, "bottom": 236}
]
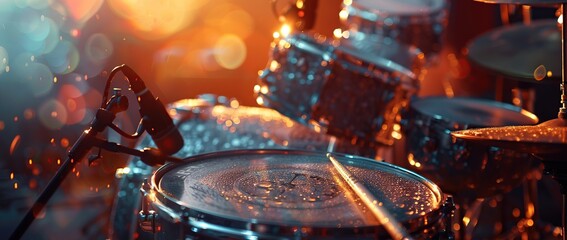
[
  {"left": 277, "top": 33, "right": 335, "bottom": 60},
  {"left": 334, "top": 44, "right": 418, "bottom": 82},
  {"left": 148, "top": 149, "right": 445, "bottom": 237},
  {"left": 346, "top": 0, "right": 447, "bottom": 18},
  {"left": 409, "top": 96, "right": 539, "bottom": 127},
  {"left": 268, "top": 32, "right": 419, "bottom": 85}
]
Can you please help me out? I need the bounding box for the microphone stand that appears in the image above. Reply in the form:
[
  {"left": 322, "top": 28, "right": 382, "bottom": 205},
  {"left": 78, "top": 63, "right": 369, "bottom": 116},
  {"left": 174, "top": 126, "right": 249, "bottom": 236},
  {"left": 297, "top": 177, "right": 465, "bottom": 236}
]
[{"left": 9, "top": 99, "right": 183, "bottom": 240}]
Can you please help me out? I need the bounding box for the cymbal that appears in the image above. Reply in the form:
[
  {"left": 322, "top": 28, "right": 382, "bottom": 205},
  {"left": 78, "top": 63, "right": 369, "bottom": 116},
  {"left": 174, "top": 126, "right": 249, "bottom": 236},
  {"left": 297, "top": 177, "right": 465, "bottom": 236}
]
[
  {"left": 467, "top": 19, "right": 560, "bottom": 83},
  {"left": 451, "top": 118, "right": 567, "bottom": 155},
  {"left": 475, "top": 0, "right": 564, "bottom": 4}
]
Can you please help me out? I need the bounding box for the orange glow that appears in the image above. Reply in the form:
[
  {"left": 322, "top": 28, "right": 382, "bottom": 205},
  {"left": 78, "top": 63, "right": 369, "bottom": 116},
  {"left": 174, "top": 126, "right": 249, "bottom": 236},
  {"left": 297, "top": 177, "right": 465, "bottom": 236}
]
[
  {"left": 333, "top": 28, "right": 343, "bottom": 39},
  {"left": 204, "top": 3, "right": 254, "bottom": 39},
  {"left": 463, "top": 216, "right": 471, "bottom": 226},
  {"left": 230, "top": 99, "right": 239, "bottom": 108},
  {"left": 108, "top": 0, "right": 205, "bottom": 40},
  {"left": 214, "top": 34, "right": 247, "bottom": 70},
  {"left": 533, "top": 65, "right": 547, "bottom": 81},
  {"left": 453, "top": 223, "right": 460, "bottom": 231},
  {"left": 10, "top": 135, "right": 21, "bottom": 155},
  {"left": 58, "top": 84, "right": 86, "bottom": 125},
  {"left": 23, "top": 109, "right": 34, "bottom": 120},
  {"left": 279, "top": 24, "right": 292, "bottom": 38},
  {"left": 0, "top": 121, "right": 4, "bottom": 131},
  {"left": 14, "top": 182, "right": 18, "bottom": 190},
  {"left": 29, "top": 179, "right": 37, "bottom": 189},
  {"left": 339, "top": 9, "right": 349, "bottom": 21},
  {"left": 391, "top": 130, "right": 402, "bottom": 140},
  {"left": 512, "top": 208, "right": 521, "bottom": 218},
  {"left": 70, "top": 29, "right": 80, "bottom": 38},
  {"left": 296, "top": 0, "right": 304, "bottom": 9},
  {"left": 255, "top": 96, "right": 264, "bottom": 105},
  {"left": 62, "top": 0, "right": 104, "bottom": 25},
  {"left": 154, "top": 26, "right": 225, "bottom": 79},
  {"left": 526, "top": 219, "right": 534, "bottom": 227},
  {"left": 39, "top": 100, "right": 68, "bottom": 129},
  {"left": 60, "top": 138, "right": 70, "bottom": 148},
  {"left": 10, "top": 172, "right": 14, "bottom": 180}
]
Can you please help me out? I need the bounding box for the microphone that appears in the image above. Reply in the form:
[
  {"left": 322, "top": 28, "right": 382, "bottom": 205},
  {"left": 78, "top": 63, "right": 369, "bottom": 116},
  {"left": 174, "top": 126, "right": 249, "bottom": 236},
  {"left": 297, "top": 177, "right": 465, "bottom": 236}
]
[{"left": 120, "top": 64, "right": 184, "bottom": 155}]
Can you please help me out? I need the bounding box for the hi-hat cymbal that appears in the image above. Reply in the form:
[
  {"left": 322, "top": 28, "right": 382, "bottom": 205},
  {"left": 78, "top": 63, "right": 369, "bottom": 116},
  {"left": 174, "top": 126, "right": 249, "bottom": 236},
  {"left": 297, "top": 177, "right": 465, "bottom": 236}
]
[
  {"left": 467, "top": 19, "right": 560, "bottom": 83},
  {"left": 451, "top": 118, "right": 567, "bottom": 155},
  {"left": 475, "top": 0, "right": 563, "bottom": 4}
]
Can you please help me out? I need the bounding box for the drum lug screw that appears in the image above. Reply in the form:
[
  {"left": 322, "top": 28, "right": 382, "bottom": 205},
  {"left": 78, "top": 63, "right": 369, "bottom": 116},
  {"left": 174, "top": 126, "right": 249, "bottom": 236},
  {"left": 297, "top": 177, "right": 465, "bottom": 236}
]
[
  {"left": 139, "top": 179, "right": 160, "bottom": 233},
  {"left": 438, "top": 197, "right": 456, "bottom": 240},
  {"left": 139, "top": 210, "right": 159, "bottom": 233}
]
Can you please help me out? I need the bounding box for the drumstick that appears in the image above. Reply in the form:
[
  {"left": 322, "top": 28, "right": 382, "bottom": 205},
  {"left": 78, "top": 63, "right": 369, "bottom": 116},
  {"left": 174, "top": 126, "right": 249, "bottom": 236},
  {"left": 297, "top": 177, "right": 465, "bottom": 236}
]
[{"left": 326, "top": 153, "right": 414, "bottom": 240}]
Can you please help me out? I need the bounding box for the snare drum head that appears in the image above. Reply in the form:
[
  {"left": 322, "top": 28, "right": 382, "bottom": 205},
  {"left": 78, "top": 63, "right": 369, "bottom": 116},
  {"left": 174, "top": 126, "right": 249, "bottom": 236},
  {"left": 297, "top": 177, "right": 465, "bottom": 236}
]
[
  {"left": 411, "top": 97, "right": 538, "bottom": 127},
  {"left": 153, "top": 150, "right": 442, "bottom": 234},
  {"left": 110, "top": 99, "right": 371, "bottom": 239}
]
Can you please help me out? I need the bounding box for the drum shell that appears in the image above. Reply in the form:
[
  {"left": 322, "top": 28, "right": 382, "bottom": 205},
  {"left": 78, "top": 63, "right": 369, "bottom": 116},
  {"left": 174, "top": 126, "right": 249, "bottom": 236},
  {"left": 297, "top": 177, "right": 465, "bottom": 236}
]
[
  {"left": 341, "top": 0, "right": 448, "bottom": 61},
  {"left": 257, "top": 33, "right": 420, "bottom": 146},
  {"left": 257, "top": 33, "right": 335, "bottom": 125},
  {"left": 401, "top": 97, "right": 538, "bottom": 199},
  {"left": 109, "top": 97, "right": 376, "bottom": 239},
  {"left": 140, "top": 149, "right": 449, "bottom": 239}
]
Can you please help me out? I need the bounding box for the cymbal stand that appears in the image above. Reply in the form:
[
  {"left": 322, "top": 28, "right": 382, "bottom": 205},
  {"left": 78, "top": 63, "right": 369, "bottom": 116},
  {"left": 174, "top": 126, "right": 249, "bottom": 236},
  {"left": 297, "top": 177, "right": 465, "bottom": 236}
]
[
  {"left": 553, "top": 4, "right": 567, "bottom": 240},
  {"left": 560, "top": 3, "right": 567, "bottom": 120},
  {"left": 496, "top": 5, "right": 551, "bottom": 239},
  {"left": 538, "top": 4, "right": 567, "bottom": 240},
  {"left": 8, "top": 90, "right": 183, "bottom": 240}
]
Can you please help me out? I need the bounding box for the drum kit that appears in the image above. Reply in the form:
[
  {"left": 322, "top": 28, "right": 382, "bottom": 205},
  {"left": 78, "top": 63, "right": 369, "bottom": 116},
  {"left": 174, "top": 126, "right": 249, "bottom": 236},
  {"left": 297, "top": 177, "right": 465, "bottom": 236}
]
[{"left": 104, "top": 0, "right": 567, "bottom": 239}]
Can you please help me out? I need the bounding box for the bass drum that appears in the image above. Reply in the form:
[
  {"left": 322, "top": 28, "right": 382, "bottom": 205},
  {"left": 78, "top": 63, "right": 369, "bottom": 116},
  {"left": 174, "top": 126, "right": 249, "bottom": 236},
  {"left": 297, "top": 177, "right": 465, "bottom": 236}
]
[
  {"left": 109, "top": 96, "right": 368, "bottom": 239},
  {"left": 139, "top": 149, "right": 449, "bottom": 239}
]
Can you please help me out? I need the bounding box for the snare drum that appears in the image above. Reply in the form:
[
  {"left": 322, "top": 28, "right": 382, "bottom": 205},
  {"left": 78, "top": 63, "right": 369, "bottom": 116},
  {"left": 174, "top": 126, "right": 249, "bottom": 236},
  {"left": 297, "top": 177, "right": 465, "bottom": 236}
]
[
  {"left": 139, "top": 149, "right": 450, "bottom": 239},
  {"left": 400, "top": 97, "right": 539, "bottom": 199},
  {"left": 257, "top": 33, "right": 421, "bottom": 146},
  {"left": 341, "top": 0, "right": 448, "bottom": 61},
  {"left": 109, "top": 97, "right": 368, "bottom": 239}
]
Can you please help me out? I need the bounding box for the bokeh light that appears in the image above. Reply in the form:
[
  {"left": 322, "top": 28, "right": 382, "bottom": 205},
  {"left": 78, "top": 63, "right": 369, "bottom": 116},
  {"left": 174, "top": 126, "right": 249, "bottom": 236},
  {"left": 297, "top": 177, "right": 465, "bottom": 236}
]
[
  {"left": 38, "top": 99, "right": 68, "bottom": 130},
  {"left": 214, "top": 34, "right": 247, "bottom": 70},
  {"left": 61, "top": 0, "right": 104, "bottom": 25},
  {"left": 12, "top": 54, "right": 54, "bottom": 97},
  {"left": 58, "top": 84, "right": 86, "bottom": 125},
  {"left": 15, "top": 0, "right": 51, "bottom": 10},
  {"left": 0, "top": 46, "right": 8, "bottom": 76},
  {"left": 61, "top": 73, "right": 90, "bottom": 93},
  {"left": 108, "top": 0, "right": 205, "bottom": 40},
  {"left": 85, "top": 33, "right": 114, "bottom": 64},
  {"left": 44, "top": 40, "right": 80, "bottom": 74},
  {"left": 204, "top": 3, "right": 254, "bottom": 38}
]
